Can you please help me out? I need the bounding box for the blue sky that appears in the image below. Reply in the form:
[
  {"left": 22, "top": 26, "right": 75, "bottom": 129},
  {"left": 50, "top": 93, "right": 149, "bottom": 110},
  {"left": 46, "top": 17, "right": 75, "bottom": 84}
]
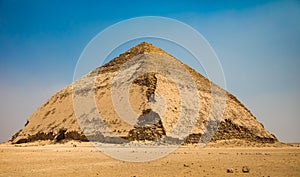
[{"left": 0, "top": 0, "right": 299, "bottom": 143}]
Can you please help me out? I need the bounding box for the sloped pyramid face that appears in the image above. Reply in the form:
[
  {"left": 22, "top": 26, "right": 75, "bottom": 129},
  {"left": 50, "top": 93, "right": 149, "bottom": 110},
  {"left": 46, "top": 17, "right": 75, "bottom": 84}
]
[{"left": 11, "top": 42, "right": 277, "bottom": 144}]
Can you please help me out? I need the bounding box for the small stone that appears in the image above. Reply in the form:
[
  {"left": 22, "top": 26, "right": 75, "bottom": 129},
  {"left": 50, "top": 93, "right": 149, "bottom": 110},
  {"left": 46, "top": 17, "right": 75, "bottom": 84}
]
[
  {"left": 227, "top": 168, "right": 234, "bottom": 173},
  {"left": 183, "top": 164, "right": 189, "bottom": 167},
  {"left": 242, "top": 166, "right": 249, "bottom": 173}
]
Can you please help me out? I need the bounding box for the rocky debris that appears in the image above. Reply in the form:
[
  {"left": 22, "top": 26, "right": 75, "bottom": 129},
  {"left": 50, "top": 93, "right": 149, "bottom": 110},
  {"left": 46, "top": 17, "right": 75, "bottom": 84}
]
[
  {"left": 127, "top": 109, "right": 166, "bottom": 141},
  {"left": 64, "top": 131, "right": 88, "bottom": 141},
  {"left": 242, "top": 166, "right": 250, "bottom": 173},
  {"left": 183, "top": 164, "right": 190, "bottom": 167},
  {"left": 226, "top": 168, "right": 234, "bottom": 173},
  {"left": 184, "top": 134, "right": 202, "bottom": 144},
  {"left": 14, "top": 132, "right": 55, "bottom": 144},
  {"left": 54, "top": 128, "right": 67, "bottom": 142},
  {"left": 212, "top": 119, "right": 277, "bottom": 143},
  {"left": 13, "top": 130, "right": 89, "bottom": 144},
  {"left": 163, "top": 136, "right": 183, "bottom": 145}
]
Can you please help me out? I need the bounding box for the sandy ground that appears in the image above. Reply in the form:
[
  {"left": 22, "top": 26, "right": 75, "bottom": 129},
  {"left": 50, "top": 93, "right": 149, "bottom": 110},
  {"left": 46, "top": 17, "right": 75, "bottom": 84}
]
[{"left": 0, "top": 142, "right": 299, "bottom": 177}]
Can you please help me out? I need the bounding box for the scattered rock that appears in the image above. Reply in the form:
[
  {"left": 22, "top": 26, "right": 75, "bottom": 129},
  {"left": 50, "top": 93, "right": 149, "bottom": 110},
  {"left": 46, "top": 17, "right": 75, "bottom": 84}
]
[
  {"left": 127, "top": 109, "right": 166, "bottom": 141},
  {"left": 55, "top": 128, "right": 67, "bottom": 142},
  {"left": 183, "top": 164, "right": 189, "bottom": 167},
  {"left": 242, "top": 166, "right": 250, "bottom": 173},
  {"left": 227, "top": 168, "right": 234, "bottom": 173}
]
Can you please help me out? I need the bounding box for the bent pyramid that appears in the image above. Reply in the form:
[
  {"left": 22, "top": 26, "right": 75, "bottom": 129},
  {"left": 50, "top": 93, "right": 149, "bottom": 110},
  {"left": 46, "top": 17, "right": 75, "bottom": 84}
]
[{"left": 11, "top": 42, "right": 277, "bottom": 144}]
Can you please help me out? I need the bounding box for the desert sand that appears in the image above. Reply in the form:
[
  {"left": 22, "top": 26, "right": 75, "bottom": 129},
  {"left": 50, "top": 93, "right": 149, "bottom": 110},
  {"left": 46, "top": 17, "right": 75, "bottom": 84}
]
[{"left": 0, "top": 142, "right": 299, "bottom": 177}]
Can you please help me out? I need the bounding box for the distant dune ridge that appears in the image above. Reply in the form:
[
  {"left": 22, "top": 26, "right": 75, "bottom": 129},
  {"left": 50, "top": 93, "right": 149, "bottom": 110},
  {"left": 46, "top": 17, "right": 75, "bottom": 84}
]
[{"left": 10, "top": 42, "right": 277, "bottom": 144}]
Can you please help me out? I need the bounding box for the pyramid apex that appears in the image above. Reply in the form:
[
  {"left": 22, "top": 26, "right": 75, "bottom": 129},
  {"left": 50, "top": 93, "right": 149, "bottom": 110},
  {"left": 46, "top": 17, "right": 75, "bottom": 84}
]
[
  {"left": 135, "top": 41, "right": 157, "bottom": 49},
  {"left": 124, "top": 42, "right": 167, "bottom": 55}
]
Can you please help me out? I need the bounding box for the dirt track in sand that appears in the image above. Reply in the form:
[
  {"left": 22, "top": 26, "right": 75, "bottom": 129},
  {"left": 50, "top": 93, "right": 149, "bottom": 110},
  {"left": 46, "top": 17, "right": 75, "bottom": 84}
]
[{"left": 0, "top": 142, "right": 299, "bottom": 177}]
